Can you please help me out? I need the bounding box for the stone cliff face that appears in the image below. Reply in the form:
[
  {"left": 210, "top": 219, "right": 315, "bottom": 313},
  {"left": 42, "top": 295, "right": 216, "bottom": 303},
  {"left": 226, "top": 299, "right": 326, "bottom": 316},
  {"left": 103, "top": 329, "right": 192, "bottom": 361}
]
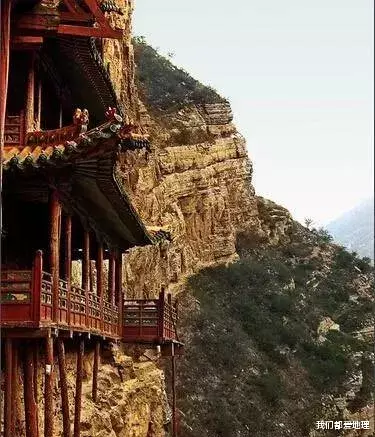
[
  {"left": 3, "top": 343, "right": 170, "bottom": 437},
  {"left": 118, "top": 101, "right": 265, "bottom": 298},
  {"left": 99, "top": 2, "right": 290, "bottom": 300}
]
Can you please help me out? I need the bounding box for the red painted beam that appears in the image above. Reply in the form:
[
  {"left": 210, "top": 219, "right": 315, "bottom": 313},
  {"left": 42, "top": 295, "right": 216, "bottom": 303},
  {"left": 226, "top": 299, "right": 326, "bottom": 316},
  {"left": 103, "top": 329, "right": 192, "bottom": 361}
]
[{"left": 57, "top": 24, "right": 122, "bottom": 39}]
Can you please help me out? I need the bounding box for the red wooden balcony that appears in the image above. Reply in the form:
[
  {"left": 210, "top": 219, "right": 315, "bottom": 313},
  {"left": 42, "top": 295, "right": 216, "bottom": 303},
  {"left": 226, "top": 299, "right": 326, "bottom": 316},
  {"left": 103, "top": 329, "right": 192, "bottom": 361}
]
[
  {"left": 0, "top": 252, "right": 179, "bottom": 344},
  {"left": 123, "top": 294, "right": 178, "bottom": 344}
]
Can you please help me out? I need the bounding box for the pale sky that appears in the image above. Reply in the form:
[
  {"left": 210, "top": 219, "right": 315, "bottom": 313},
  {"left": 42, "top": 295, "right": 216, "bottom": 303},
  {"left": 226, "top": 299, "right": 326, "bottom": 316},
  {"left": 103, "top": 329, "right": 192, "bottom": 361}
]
[{"left": 133, "top": 0, "right": 374, "bottom": 225}]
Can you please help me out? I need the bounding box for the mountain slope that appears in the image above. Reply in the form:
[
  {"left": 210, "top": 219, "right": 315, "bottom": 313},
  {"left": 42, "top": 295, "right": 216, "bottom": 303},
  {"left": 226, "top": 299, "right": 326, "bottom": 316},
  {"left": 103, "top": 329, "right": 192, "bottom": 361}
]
[
  {"left": 177, "top": 210, "right": 374, "bottom": 437},
  {"left": 327, "top": 198, "right": 374, "bottom": 259}
]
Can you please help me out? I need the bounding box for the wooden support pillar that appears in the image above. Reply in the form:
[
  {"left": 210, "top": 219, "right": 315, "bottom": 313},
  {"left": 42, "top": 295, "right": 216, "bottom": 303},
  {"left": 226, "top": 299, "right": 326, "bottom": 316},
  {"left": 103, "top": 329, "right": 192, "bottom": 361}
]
[
  {"left": 96, "top": 244, "right": 103, "bottom": 297},
  {"left": 92, "top": 341, "right": 100, "bottom": 403},
  {"left": 24, "top": 343, "right": 39, "bottom": 437},
  {"left": 57, "top": 339, "right": 71, "bottom": 437},
  {"left": 64, "top": 215, "right": 72, "bottom": 282},
  {"left": 97, "top": 244, "right": 104, "bottom": 330},
  {"left": 25, "top": 52, "right": 36, "bottom": 132},
  {"left": 59, "top": 102, "right": 63, "bottom": 128},
  {"left": 44, "top": 336, "right": 54, "bottom": 437},
  {"left": 64, "top": 215, "right": 72, "bottom": 323},
  {"left": 33, "top": 346, "right": 40, "bottom": 429},
  {"left": 4, "top": 338, "right": 13, "bottom": 437},
  {"left": 73, "top": 337, "right": 84, "bottom": 437},
  {"left": 108, "top": 251, "right": 116, "bottom": 305},
  {"left": 11, "top": 344, "right": 18, "bottom": 434},
  {"left": 115, "top": 252, "right": 123, "bottom": 334},
  {"left": 36, "top": 77, "right": 42, "bottom": 130},
  {"left": 82, "top": 231, "right": 90, "bottom": 291},
  {"left": 0, "top": 0, "right": 11, "bottom": 169},
  {"left": 171, "top": 344, "right": 177, "bottom": 437},
  {"left": 50, "top": 190, "right": 61, "bottom": 322}
]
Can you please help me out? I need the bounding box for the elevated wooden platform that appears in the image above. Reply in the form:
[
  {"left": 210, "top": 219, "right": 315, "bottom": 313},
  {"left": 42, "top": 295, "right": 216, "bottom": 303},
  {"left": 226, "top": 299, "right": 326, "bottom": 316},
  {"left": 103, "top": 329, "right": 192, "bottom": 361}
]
[{"left": 1, "top": 253, "right": 180, "bottom": 344}]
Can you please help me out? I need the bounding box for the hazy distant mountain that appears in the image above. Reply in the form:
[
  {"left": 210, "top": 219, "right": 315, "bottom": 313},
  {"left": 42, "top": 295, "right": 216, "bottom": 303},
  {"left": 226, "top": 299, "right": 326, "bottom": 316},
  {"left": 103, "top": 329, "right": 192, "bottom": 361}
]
[{"left": 327, "top": 197, "right": 374, "bottom": 259}]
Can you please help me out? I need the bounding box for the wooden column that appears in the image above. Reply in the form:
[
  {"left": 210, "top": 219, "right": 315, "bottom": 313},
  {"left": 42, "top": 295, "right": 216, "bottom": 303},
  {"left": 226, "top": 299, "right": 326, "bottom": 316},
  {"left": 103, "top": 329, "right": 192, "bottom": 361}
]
[
  {"left": 97, "top": 244, "right": 104, "bottom": 330},
  {"left": 57, "top": 339, "right": 71, "bottom": 437},
  {"left": 171, "top": 344, "right": 177, "bottom": 437},
  {"left": 64, "top": 215, "right": 72, "bottom": 324},
  {"left": 33, "top": 250, "right": 43, "bottom": 323},
  {"left": 115, "top": 252, "right": 123, "bottom": 335},
  {"left": 92, "top": 341, "right": 100, "bottom": 403},
  {"left": 64, "top": 215, "right": 72, "bottom": 282},
  {"left": 36, "top": 77, "right": 42, "bottom": 130},
  {"left": 82, "top": 231, "right": 90, "bottom": 291},
  {"left": 0, "top": 0, "right": 11, "bottom": 173},
  {"left": 4, "top": 338, "right": 13, "bottom": 437},
  {"left": 24, "top": 343, "right": 39, "bottom": 437},
  {"left": 108, "top": 251, "right": 116, "bottom": 305},
  {"left": 73, "top": 337, "right": 84, "bottom": 437},
  {"left": 25, "top": 52, "right": 36, "bottom": 132},
  {"left": 50, "top": 190, "right": 61, "bottom": 322},
  {"left": 44, "top": 336, "right": 54, "bottom": 437},
  {"left": 59, "top": 103, "right": 63, "bottom": 128},
  {"left": 11, "top": 344, "right": 18, "bottom": 434},
  {"left": 96, "top": 244, "right": 103, "bottom": 297}
]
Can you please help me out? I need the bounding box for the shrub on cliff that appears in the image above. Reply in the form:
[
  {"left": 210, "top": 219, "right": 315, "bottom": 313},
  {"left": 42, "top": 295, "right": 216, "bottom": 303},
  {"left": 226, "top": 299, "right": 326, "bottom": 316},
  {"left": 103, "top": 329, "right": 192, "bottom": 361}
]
[
  {"left": 177, "top": 234, "right": 374, "bottom": 437},
  {"left": 133, "top": 36, "right": 226, "bottom": 111}
]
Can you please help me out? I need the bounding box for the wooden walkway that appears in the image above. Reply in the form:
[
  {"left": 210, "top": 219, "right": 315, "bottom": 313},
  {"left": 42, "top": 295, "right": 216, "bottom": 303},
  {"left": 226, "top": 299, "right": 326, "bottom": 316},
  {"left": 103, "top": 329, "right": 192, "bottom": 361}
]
[{"left": 1, "top": 252, "right": 179, "bottom": 344}]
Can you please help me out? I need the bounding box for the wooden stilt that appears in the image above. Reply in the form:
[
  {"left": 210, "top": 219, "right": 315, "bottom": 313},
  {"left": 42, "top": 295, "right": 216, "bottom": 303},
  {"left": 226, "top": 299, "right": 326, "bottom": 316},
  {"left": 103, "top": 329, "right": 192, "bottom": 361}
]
[
  {"left": 50, "top": 190, "right": 61, "bottom": 322},
  {"left": 33, "top": 344, "right": 40, "bottom": 437},
  {"left": 33, "top": 345, "right": 39, "bottom": 401},
  {"left": 25, "top": 52, "right": 36, "bottom": 132},
  {"left": 92, "top": 341, "right": 100, "bottom": 403},
  {"left": 57, "top": 338, "right": 71, "bottom": 437},
  {"left": 108, "top": 251, "right": 116, "bottom": 305},
  {"left": 11, "top": 343, "right": 18, "bottom": 434},
  {"left": 44, "top": 336, "right": 54, "bottom": 437},
  {"left": 82, "top": 231, "right": 90, "bottom": 291},
  {"left": 4, "top": 338, "right": 13, "bottom": 437},
  {"left": 171, "top": 344, "right": 177, "bottom": 437},
  {"left": 73, "top": 337, "right": 84, "bottom": 437},
  {"left": 24, "top": 343, "right": 39, "bottom": 437}
]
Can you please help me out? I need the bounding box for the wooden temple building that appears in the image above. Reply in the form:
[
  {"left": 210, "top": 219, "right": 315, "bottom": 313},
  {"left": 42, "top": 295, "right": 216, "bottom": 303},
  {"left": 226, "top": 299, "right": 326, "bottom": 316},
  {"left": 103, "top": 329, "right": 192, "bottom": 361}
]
[{"left": 0, "top": 1, "right": 182, "bottom": 436}]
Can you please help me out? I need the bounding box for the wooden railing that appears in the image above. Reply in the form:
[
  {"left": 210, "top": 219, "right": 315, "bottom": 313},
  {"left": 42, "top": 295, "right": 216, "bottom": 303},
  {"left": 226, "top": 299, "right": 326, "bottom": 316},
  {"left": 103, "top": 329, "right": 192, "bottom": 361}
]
[
  {"left": 4, "top": 111, "right": 26, "bottom": 147},
  {"left": 25, "top": 124, "right": 81, "bottom": 147},
  {"left": 3, "top": 111, "right": 83, "bottom": 149},
  {"left": 123, "top": 291, "right": 179, "bottom": 343},
  {"left": 1, "top": 252, "right": 179, "bottom": 343}
]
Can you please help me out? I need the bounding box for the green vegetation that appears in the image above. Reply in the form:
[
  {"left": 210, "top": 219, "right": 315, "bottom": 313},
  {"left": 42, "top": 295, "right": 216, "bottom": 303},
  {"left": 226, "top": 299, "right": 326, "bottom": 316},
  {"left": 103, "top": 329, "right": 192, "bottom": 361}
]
[
  {"left": 177, "top": 231, "right": 374, "bottom": 437},
  {"left": 133, "top": 36, "right": 226, "bottom": 111}
]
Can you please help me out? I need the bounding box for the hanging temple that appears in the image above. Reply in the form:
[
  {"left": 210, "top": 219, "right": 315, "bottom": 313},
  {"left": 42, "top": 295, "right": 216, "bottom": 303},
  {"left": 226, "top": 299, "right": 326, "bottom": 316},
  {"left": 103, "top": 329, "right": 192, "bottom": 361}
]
[{"left": 0, "top": 1, "right": 183, "bottom": 436}]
